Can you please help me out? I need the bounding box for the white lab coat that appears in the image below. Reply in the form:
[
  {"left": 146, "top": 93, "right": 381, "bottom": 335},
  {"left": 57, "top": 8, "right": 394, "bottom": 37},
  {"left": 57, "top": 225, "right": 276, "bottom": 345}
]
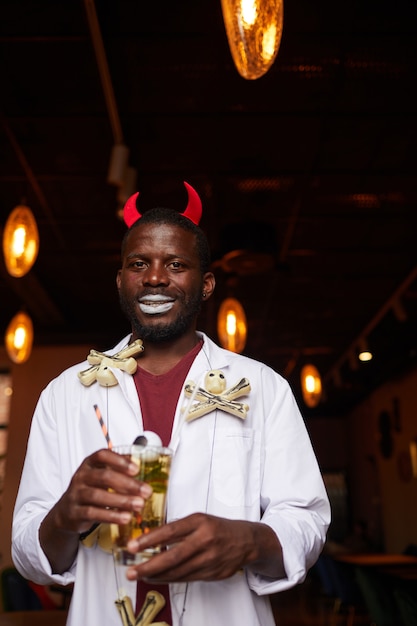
[{"left": 12, "top": 333, "right": 330, "bottom": 626}]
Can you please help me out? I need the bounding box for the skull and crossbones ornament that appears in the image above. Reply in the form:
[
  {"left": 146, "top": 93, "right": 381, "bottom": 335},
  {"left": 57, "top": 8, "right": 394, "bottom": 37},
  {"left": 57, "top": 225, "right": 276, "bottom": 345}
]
[
  {"left": 78, "top": 339, "right": 144, "bottom": 387},
  {"left": 183, "top": 370, "right": 251, "bottom": 421}
]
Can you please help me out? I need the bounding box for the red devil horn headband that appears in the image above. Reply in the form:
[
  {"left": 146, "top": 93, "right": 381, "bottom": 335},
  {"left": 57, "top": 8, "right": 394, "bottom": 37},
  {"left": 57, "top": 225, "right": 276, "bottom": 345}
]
[{"left": 123, "top": 181, "right": 202, "bottom": 228}]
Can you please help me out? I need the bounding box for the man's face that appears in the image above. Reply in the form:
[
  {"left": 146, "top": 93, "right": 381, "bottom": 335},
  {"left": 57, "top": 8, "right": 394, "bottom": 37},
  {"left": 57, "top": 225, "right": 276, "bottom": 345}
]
[{"left": 117, "top": 222, "right": 206, "bottom": 342}]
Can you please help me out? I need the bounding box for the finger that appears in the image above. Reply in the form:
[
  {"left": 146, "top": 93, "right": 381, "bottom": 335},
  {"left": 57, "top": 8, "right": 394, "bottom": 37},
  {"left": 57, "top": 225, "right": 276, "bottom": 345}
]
[
  {"left": 127, "top": 515, "right": 199, "bottom": 553},
  {"left": 76, "top": 505, "right": 133, "bottom": 528},
  {"left": 76, "top": 485, "right": 149, "bottom": 513},
  {"left": 126, "top": 542, "right": 230, "bottom": 583},
  {"left": 86, "top": 448, "right": 140, "bottom": 477},
  {"left": 53, "top": 492, "right": 136, "bottom": 535},
  {"left": 81, "top": 467, "right": 152, "bottom": 499},
  {"left": 126, "top": 525, "right": 214, "bottom": 581}
]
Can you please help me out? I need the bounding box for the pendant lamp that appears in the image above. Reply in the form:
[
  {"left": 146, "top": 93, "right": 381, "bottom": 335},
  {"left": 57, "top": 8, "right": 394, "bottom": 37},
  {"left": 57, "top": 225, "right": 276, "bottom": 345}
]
[
  {"left": 2, "top": 204, "right": 39, "bottom": 277},
  {"left": 217, "top": 297, "right": 247, "bottom": 353},
  {"left": 221, "top": 0, "right": 284, "bottom": 79},
  {"left": 358, "top": 338, "right": 373, "bottom": 362},
  {"left": 5, "top": 311, "right": 34, "bottom": 364},
  {"left": 300, "top": 364, "right": 322, "bottom": 408}
]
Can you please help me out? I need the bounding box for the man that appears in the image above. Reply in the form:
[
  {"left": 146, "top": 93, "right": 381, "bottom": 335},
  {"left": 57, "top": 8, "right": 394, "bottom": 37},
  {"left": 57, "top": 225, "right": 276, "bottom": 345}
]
[{"left": 12, "top": 182, "right": 330, "bottom": 626}]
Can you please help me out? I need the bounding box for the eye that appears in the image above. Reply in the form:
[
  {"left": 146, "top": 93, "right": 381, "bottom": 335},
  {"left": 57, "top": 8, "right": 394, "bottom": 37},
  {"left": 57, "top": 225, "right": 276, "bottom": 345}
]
[
  {"left": 168, "top": 261, "right": 184, "bottom": 270},
  {"left": 129, "top": 259, "right": 146, "bottom": 269}
]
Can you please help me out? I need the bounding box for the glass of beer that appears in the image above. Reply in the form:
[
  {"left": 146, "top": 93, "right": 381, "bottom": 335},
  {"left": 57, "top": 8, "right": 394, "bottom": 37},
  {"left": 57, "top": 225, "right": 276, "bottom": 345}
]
[{"left": 111, "top": 444, "right": 173, "bottom": 565}]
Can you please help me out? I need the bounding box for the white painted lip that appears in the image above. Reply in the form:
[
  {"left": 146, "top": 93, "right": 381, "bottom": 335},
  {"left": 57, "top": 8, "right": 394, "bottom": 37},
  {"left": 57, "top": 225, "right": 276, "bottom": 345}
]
[{"left": 138, "top": 294, "right": 175, "bottom": 315}]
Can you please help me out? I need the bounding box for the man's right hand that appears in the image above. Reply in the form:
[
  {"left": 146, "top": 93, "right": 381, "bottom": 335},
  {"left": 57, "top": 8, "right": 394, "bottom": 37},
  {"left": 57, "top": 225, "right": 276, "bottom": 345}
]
[{"left": 39, "top": 448, "right": 152, "bottom": 574}]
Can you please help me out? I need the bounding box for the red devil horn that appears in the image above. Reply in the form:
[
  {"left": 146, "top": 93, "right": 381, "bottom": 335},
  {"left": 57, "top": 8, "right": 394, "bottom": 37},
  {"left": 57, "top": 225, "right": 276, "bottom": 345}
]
[
  {"left": 181, "top": 182, "right": 202, "bottom": 225},
  {"left": 123, "top": 192, "right": 141, "bottom": 227}
]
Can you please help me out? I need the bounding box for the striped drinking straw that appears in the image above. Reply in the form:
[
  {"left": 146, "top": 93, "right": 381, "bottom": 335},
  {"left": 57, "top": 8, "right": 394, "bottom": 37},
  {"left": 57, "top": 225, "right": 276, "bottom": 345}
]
[{"left": 94, "top": 404, "right": 112, "bottom": 449}]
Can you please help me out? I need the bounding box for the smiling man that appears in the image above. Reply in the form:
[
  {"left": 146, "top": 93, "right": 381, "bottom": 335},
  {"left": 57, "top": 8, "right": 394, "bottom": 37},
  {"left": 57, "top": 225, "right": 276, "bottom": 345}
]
[
  {"left": 117, "top": 205, "right": 214, "bottom": 347},
  {"left": 12, "top": 182, "right": 330, "bottom": 626}
]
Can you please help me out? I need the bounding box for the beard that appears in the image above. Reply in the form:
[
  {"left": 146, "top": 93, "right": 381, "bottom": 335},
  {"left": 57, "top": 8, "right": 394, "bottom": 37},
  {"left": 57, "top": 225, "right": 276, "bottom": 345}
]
[{"left": 118, "top": 289, "right": 203, "bottom": 343}]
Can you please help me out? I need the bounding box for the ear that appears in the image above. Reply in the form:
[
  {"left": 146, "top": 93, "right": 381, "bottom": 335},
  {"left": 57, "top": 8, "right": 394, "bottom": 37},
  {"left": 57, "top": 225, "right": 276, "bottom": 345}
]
[
  {"left": 116, "top": 270, "right": 122, "bottom": 290},
  {"left": 202, "top": 272, "right": 215, "bottom": 300}
]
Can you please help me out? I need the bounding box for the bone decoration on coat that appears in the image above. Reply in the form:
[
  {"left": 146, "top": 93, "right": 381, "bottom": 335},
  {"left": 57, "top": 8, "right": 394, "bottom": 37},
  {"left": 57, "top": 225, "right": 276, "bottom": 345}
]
[
  {"left": 115, "top": 589, "right": 168, "bottom": 626},
  {"left": 78, "top": 339, "right": 144, "bottom": 387},
  {"left": 183, "top": 369, "right": 251, "bottom": 421}
]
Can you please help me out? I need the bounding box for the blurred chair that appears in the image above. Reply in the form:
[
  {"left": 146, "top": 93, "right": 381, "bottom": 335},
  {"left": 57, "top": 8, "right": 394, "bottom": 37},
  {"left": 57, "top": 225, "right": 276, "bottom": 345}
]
[
  {"left": 315, "top": 555, "right": 368, "bottom": 626},
  {"left": 0, "top": 567, "right": 43, "bottom": 611},
  {"left": 314, "top": 554, "right": 337, "bottom": 597},
  {"left": 393, "top": 583, "right": 417, "bottom": 626},
  {"left": 402, "top": 543, "right": 417, "bottom": 557},
  {"left": 355, "top": 566, "right": 403, "bottom": 626}
]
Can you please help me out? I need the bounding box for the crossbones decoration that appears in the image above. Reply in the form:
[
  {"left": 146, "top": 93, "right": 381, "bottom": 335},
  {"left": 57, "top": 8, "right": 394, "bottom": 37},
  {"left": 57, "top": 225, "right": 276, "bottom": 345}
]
[
  {"left": 115, "top": 590, "right": 168, "bottom": 626},
  {"left": 78, "top": 339, "right": 144, "bottom": 387},
  {"left": 183, "top": 370, "right": 251, "bottom": 421}
]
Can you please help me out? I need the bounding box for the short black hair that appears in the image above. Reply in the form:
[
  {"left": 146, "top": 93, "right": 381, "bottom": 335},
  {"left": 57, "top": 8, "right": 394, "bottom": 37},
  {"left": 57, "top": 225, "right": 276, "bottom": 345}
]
[{"left": 121, "top": 207, "right": 211, "bottom": 274}]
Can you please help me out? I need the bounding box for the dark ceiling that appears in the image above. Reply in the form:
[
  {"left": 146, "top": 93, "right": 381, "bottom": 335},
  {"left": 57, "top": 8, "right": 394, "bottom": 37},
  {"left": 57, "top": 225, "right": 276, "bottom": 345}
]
[{"left": 1, "top": 0, "right": 417, "bottom": 416}]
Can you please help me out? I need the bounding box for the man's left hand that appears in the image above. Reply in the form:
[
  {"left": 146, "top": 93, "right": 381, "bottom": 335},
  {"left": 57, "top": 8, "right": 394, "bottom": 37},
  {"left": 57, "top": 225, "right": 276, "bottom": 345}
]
[{"left": 125, "top": 513, "right": 284, "bottom": 583}]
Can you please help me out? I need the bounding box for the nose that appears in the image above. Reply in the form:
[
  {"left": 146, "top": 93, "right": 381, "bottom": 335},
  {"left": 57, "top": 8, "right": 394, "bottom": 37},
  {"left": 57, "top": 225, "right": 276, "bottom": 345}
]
[{"left": 143, "top": 261, "right": 169, "bottom": 286}]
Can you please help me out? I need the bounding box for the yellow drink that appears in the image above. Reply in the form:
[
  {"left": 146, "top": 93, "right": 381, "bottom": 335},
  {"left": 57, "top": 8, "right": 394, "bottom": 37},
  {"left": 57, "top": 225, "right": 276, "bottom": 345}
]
[{"left": 111, "top": 445, "right": 172, "bottom": 565}]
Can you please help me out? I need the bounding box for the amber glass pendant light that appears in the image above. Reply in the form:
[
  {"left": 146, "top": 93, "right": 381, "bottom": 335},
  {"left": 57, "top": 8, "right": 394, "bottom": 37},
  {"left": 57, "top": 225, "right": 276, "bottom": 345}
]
[
  {"left": 217, "top": 297, "right": 247, "bottom": 353},
  {"left": 2, "top": 204, "right": 39, "bottom": 277},
  {"left": 221, "top": 0, "right": 284, "bottom": 79},
  {"left": 5, "top": 311, "right": 34, "bottom": 364},
  {"left": 300, "top": 364, "right": 322, "bottom": 408}
]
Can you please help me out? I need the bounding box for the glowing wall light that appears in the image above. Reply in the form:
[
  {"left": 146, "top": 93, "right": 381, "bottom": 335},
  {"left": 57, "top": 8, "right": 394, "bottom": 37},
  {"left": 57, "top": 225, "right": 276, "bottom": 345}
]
[
  {"left": 221, "top": 0, "right": 284, "bottom": 79},
  {"left": 300, "top": 364, "right": 322, "bottom": 408},
  {"left": 5, "top": 311, "right": 34, "bottom": 364},
  {"left": 217, "top": 297, "right": 247, "bottom": 353},
  {"left": 358, "top": 338, "right": 373, "bottom": 362},
  {"left": 2, "top": 205, "right": 39, "bottom": 277}
]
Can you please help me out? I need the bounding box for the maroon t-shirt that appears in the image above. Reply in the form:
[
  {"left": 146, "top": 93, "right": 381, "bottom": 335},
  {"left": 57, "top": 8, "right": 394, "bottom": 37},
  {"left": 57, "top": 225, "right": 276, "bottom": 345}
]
[{"left": 133, "top": 339, "right": 203, "bottom": 623}]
